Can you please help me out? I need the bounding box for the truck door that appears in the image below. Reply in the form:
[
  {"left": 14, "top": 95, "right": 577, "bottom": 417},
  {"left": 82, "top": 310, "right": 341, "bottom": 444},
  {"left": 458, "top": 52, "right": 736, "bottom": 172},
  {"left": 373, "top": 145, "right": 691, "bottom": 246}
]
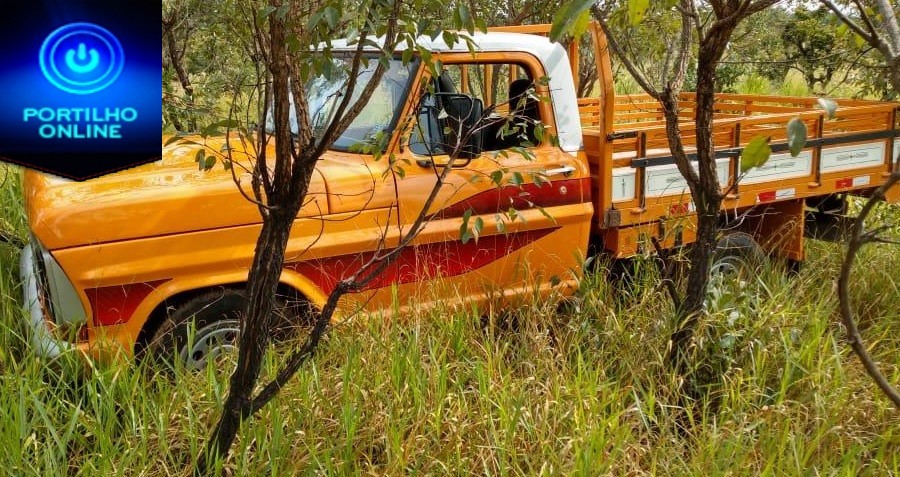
[{"left": 391, "top": 52, "right": 593, "bottom": 309}]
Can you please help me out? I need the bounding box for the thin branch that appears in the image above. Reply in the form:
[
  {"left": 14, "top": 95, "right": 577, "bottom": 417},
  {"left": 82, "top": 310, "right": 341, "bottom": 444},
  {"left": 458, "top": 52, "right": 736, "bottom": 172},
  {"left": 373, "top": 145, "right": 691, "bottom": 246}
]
[
  {"left": 744, "top": 0, "right": 782, "bottom": 16},
  {"left": 591, "top": 8, "right": 661, "bottom": 99},
  {"left": 852, "top": 0, "right": 882, "bottom": 42},
  {"left": 862, "top": 236, "right": 900, "bottom": 246},
  {"left": 820, "top": 0, "right": 877, "bottom": 46},
  {"left": 225, "top": 85, "right": 276, "bottom": 211},
  {"left": 669, "top": 0, "right": 695, "bottom": 92},
  {"left": 309, "top": 0, "right": 404, "bottom": 163},
  {"left": 249, "top": 118, "right": 459, "bottom": 415},
  {"left": 837, "top": 171, "right": 900, "bottom": 410},
  {"left": 823, "top": 47, "right": 876, "bottom": 96}
]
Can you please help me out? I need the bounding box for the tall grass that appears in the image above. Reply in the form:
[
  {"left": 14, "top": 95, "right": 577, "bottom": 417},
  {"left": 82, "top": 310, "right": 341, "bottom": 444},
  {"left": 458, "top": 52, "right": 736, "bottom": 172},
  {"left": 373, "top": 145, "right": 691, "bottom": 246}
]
[{"left": 1, "top": 164, "right": 898, "bottom": 475}]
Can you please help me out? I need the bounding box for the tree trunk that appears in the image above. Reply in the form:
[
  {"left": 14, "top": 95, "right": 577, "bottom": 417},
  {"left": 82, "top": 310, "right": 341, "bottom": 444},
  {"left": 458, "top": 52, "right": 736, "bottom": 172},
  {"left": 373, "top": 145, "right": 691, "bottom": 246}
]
[
  {"left": 197, "top": 209, "right": 296, "bottom": 475},
  {"left": 163, "top": 19, "right": 197, "bottom": 132},
  {"left": 666, "top": 21, "right": 729, "bottom": 368},
  {"left": 890, "top": 56, "right": 900, "bottom": 98}
]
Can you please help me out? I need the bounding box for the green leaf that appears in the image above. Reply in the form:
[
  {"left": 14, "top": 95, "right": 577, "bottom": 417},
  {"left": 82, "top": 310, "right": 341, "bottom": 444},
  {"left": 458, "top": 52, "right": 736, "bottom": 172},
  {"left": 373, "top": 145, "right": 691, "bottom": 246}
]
[
  {"left": 275, "top": 4, "right": 289, "bottom": 20},
  {"left": 194, "top": 149, "right": 206, "bottom": 169},
  {"left": 627, "top": 0, "right": 650, "bottom": 26},
  {"left": 457, "top": 4, "right": 473, "bottom": 35},
  {"left": 549, "top": 0, "right": 596, "bottom": 42},
  {"left": 786, "top": 117, "right": 808, "bottom": 157},
  {"left": 569, "top": 10, "right": 592, "bottom": 38},
  {"left": 442, "top": 30, "right": 456, "bottom": 49},
  {"left": 490, "top": 170, "right": 504, "bottom": 186},
  {"left": 472, "top": 217, "right": 483, "bottom": 243},
  {"left": 460, "top": 209, "right": 473, "bottom": 244},
  {"left": 495, "top": 214, "right": 507, "bottom": 234},
  {"left": 200, "top": 119, "right": 239, "bottom": 138},
  {"left": 816, "top": 98, "right": 838, "bottom": 120},
  {"left": 537, "top": 205, "right": 557, "bottom": 224},
  {"left": 510, "top": 171, "right": 525, "bottom": 186},
  {"left": 533, "top": 124, "right": 544, "bottom": 143},
  {"left": 258, "top": 5, "right": 276, "bottom": 21},
  {"left": 740, "top": 136, "right": 772, "bottom": 173},
  {"left": 323, "top": 6, "right": 339, "bottom": 28}
]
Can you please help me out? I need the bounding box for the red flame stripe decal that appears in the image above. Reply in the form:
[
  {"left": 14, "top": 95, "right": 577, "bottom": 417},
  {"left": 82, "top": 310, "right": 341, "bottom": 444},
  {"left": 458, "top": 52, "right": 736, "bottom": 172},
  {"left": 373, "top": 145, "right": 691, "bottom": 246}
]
[
  {"left": 86, "top": 279, "right": 168, "bottom": 326},
  {"left": 287, "top": 228, "right": 557, "bottom": 294}
]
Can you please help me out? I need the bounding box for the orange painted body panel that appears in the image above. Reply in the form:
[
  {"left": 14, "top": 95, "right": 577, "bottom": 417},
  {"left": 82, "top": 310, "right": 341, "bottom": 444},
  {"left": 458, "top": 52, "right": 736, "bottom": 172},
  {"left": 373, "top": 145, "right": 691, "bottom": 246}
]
[{"left": 24, "top": 138, "right": 329, "bottom": 250}]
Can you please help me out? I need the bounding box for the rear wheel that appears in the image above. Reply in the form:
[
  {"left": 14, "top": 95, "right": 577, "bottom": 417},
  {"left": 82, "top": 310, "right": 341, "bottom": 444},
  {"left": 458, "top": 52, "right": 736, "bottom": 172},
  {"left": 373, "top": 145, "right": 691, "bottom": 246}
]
[
  {"left": 710, "top": 232, "right": 766, "bottom": 277},
  {"left": 707, "top": 232, "right": 769, "bottom": 313}
]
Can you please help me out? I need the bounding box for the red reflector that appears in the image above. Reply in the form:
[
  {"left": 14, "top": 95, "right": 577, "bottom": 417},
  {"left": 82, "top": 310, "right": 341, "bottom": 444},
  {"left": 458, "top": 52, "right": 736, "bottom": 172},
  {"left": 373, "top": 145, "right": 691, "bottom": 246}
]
[
  {"left": 836, "top": 178, "right": 852, "bottom": 189},
  {"left": 669, "top": 203, "right": 690, "bottom": 215},
  {"left": 757, "top": 191, "right": 776, "bottom": 202},
  {"left": 85, "top": 280, "right": 167, "bottom": 326}
]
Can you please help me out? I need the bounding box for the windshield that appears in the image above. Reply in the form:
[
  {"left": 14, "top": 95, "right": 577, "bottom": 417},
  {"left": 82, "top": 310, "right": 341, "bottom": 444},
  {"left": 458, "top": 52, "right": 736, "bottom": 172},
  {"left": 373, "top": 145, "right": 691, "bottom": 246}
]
[{"left": 273, "top": 57, "right": 414, "bottom": 152}]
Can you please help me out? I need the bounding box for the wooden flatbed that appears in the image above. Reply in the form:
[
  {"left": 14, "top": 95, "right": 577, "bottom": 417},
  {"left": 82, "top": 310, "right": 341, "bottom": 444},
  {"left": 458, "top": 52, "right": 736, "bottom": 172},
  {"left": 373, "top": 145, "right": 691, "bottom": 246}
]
[{"left": 579, "top": 91, "right": 899, "bottom": 259}]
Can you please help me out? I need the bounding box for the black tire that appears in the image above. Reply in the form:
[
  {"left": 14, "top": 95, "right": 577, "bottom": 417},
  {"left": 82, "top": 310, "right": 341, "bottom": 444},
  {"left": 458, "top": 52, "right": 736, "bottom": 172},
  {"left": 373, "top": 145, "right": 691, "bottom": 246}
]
[
  {"left": 148, "top": 289, "right": 245, "bottom": 372},
  {"left": 710, "top": 232, "right": 767, "bottom": 277}
]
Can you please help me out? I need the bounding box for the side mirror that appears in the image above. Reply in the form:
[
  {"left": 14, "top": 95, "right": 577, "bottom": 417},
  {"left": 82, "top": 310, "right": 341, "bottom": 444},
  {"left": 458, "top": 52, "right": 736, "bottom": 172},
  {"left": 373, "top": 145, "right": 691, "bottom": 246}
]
[{"left": 439, "top": 94, "right": 483, "bottom": 161}]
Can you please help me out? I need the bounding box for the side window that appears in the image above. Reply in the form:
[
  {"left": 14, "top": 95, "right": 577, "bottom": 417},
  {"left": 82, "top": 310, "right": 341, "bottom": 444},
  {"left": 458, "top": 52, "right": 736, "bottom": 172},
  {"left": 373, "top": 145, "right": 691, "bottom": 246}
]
[{"left": 409, "top": 62, "right": 543, "bottom": 157}]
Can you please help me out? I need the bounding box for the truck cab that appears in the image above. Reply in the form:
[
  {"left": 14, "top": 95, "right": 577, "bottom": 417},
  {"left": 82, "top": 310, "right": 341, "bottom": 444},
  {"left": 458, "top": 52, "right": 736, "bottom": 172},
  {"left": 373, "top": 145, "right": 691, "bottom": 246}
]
[{"left": 20, "top": 29, "right": 595, "bottom": 363}]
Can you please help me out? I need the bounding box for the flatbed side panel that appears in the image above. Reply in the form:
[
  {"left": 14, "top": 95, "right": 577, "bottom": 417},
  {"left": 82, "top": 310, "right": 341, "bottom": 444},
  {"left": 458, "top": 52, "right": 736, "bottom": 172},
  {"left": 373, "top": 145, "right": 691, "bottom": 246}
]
[
  {"left": 578, "top": 95, "right": 899, "bottom": 258},
  {"left": 601, "top": 216, "right": 697, "bottom": 258}
]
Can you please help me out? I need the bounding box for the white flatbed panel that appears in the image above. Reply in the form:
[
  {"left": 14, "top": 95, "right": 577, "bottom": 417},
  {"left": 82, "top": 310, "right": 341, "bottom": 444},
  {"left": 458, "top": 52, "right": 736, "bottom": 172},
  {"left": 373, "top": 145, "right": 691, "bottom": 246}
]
[
  {"left": 894, "top": 139, "right": 900, "bottom": 166},
  {"left": 821, "top": 142, "right": 886, "bottom": 173},
  {"left": 611, "top": 167, "right": 636, "bottom": 202},
  {"left": 644, "top": 158, "right": 730, "bottom": 198},
  {"left": 741, "top": 151, "right": 812, "bottom": 185}
]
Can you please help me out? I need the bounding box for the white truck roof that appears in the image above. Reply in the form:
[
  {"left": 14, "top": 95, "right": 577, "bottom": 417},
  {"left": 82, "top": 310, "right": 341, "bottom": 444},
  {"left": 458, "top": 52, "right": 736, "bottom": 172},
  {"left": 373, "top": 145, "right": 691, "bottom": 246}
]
[{"left": 333, "top": 32, "right": 583, "bottom": 153}]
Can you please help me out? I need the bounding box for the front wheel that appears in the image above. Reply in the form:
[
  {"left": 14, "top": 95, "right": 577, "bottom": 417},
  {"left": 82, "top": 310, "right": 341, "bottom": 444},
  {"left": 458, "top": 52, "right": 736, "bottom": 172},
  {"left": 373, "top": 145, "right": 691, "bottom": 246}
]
[
  {"left": 148, "top": 289, "right": 245, "bottom": 372},
  {"left": 147, "top": 288, "right": 315, "bottom": 372}
]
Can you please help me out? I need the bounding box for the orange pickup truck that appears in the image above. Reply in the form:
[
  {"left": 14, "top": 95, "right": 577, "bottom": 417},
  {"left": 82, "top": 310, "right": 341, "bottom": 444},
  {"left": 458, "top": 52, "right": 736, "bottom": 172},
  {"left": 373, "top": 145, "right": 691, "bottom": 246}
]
[{"left": 20, "top": 23, "right": 900, "bottom": 367}]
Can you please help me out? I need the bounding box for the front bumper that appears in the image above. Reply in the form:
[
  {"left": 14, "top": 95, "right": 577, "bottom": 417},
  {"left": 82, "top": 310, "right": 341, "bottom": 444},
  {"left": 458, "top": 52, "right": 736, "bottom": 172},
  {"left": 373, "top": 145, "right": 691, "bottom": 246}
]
[{"left": 19, "top": 242, "right": 72, "bottom": 357}]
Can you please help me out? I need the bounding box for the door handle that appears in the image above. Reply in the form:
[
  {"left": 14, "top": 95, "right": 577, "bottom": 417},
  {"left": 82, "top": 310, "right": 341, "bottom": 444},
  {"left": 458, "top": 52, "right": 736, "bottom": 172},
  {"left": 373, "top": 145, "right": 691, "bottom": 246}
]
[{"left": 542, "top": 165, "right": 576, "bottom": 177}]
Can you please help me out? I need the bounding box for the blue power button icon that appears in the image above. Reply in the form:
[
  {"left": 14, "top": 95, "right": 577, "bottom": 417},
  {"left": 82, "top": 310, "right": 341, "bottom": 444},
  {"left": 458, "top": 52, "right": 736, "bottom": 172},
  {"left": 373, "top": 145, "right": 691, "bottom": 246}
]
[{"left": 39, "top": 23, "right": 124, "bottom": 95}]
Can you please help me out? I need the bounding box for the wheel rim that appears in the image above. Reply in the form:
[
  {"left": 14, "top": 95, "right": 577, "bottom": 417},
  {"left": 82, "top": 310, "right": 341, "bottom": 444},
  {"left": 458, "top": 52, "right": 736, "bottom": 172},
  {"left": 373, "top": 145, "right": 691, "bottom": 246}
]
[
  {"left": 179, "top": 319, "right": 240, "bottom": 371},
  {"left": 710, "top": 255, "right": 751, "bottom": 277}
]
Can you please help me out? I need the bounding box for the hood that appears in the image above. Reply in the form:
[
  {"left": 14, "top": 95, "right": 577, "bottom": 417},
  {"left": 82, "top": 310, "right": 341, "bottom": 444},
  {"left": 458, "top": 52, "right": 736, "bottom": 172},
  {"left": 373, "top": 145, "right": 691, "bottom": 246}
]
[{"left": 25, "top": 136, "right": 332, "bottom": 250}]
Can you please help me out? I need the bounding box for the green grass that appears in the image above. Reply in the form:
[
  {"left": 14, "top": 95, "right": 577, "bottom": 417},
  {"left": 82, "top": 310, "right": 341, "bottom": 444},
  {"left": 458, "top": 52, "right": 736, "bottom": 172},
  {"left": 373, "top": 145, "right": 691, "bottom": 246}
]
[{"left": 1, "top": 164, "right": 899, "bottom": 475}]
